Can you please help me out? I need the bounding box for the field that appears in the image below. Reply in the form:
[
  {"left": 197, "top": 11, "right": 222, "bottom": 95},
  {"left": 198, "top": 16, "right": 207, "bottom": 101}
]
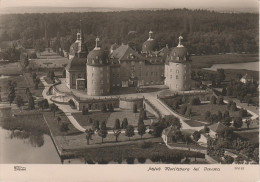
[
  {"left": 74, "top": 141, "right": 205, "bottom": 164},
  {"left": 72, "top": 110, "right": 156, "bottom": 130},
  {"left": 191, "top": 54, "right": 259, "bottom": 69},
  {"left": 185, "top": 103, "right": 241, "bottom": 123},
  {"left": 0, "top": 62, "right": 22, "bottom": 75}
]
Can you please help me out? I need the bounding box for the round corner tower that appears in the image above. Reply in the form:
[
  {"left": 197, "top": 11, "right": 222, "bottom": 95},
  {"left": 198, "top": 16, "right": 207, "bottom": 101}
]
[
  {"left": 86, "top": 37, "right": 110, "bottom": 96},
  {"left": 165, "top": 36, "right": 191, "bottom": 91}
]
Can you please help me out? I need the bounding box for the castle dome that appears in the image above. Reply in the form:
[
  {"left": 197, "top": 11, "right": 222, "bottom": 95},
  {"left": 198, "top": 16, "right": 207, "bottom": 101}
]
[
  {"left": 87, "top": 37, "right": 109, "bottom": 66},
  {"left": 167, "top": 36, "right": 191, "bottom": 63},
  {"left": 142, "top": 31, "right": 158, "bottom": 53}
]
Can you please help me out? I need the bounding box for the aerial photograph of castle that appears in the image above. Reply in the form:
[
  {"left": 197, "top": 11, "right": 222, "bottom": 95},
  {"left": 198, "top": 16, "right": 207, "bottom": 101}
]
[{"left": 0, "top": 0, "right": 259, "bottom": 168}]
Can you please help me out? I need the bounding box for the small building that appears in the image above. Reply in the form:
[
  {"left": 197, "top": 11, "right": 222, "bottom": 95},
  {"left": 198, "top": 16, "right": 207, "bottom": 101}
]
[
  {"left": 208, "top": 122, "right": 227, "bottom": 138},
  {"left": 240, "top": 74, "right": 253, "bottom": 84},
  {"left": 162, "top": 125, "right": 195, "bottom": 144}
]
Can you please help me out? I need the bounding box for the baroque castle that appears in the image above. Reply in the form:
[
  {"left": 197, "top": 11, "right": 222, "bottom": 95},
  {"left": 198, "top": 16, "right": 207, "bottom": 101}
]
[{"left": 65, "top": 28, "right": 192, "bottom": 96}]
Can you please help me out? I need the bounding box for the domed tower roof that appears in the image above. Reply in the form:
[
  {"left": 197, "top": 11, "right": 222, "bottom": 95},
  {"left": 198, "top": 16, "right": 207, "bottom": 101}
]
[
  {"left": 142, "top": 31, "right": 158, "bottom": 53},
  {"left": 87, "top": 37, "right": 109, "bottom": 66},
  {"left": 166, "top": 36, "right": 191, "bottom": 63},
  {"left": 110, "top": 43, "right": 119, "bottom": 54},
  {"left": 69, "top": 21, "right": 88, "bottom": 58},
  {"left": 65, "top": 57, "right": 86, "bottom": 72}
]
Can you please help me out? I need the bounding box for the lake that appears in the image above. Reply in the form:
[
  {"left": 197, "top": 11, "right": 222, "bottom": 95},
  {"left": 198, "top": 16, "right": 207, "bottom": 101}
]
[
  {"left": 0, "top": 126, "right": 61, "bottom": 164},
  {"left": 203, "top": 61, "right": 259, "bottom": 71}
]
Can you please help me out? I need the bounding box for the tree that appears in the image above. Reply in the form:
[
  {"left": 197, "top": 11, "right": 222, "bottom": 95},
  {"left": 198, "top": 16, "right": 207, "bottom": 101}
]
[
  {"left": 204, "top": 111, "right": 211, "bottom": 120},
  {"left": 227, "top": 100, "right": 233, "bottom": 110},
  {"left": 233, "top": 117, "right": 243, "bottom": 128},
  {"left": 28, "top": 96, "right": 35, "bottom": 110},
  {"left": 113, "top": 129, "right": 121, "bottom": 142},
  {"left": 180, "top": 105, "right": 187, "bottom": 115},
  {"left": 114, "top": 119, "right": 121, "bottom": 130},
  {"left": 149, "top": 122, "right": 164, "bottom": 137},
  {"left": 239, "top": 108, "right": 247, "bottom": 118},
  {"left": 245, "top": 119, "right": 251, "bottom": 129},
  {"left": 230, "top": 102, "right": 237, "bottom": 111},
  {"left": 217, "top": 111, "right": 222, "bottom": 121},
  {"left": 42, "top": 99, "right": 49, "bottom": 109},
  {"left": 34, "top": 77, "right": 40, "bottom": 89},
  {"left": 210, "top": 95, "right": 216, "bottom": 104},
  {"left": 185, "top": 107, "right": 192, "bottom": 117},
  {"left": 139, "top": 108, "right": 147, "bottom": 120},
  {"left": 216, "top": 69, "right": 225, "bottom": 85},
  {"left": 125, "top": 125, "right": 135, "bottom": 140},
  {"left": 57, "top": 116, "right": 61, "bottom": 125},
  {"left": 92, "top": 120, "right": 100, "bottom": 131},
  {"left": 98, "top": 125, "right": 108, "bottom": 143},
  {"left": 192, "top": 131, "right": 201, "bottom": 142},
  {"left": 7, "top": 81, "right": 16, "bottom": 106},
  {"left": 222, "top": 87, "right": 227, "bottom": 96},
  {"left": 224, "top": 155, "right": 234, "bottom": 164},
  {"left": 223, "top": 110, "right": 230, "bottom": 118},
  {"left": 190, "top": 97, "right": 200, "bottom": 105},
  {"left": 32, "top": 72, "right": 37, "bottom": 80},
  {"left": 216, "top": 96, "right": 224, "bottom": 105},
  {"left": 101, "top": 103, "right": 107, "bottom": 112},
  {"left": 50, "top": 103, "right": 58, "bottom": 116},
  {"left": 121, "top": 118, "right": 128, "bottom": 129},
  {"left": 222, "top": 117, "right": 232, "bottom": 127},
  {"left": 203, "top": 125, "right": 210, "bottom": 133},
  {"left": 133, "top": 103, "right": 138, "bottom": 113},
  {"left": 60, "top": 122, "right": 69, "bottom": 132},
  {"left": 85, "top": 129, "right": 94, "bottom": 145},
  {"left": 137, "top": 123, "right": 146, "bottom": 139},
  {"left": 62, "top": 69, "right": 66, "bottom": 78},
  {"left": 108, "top": 103, "right": 114, "bottom": 112},
  {"left": 164, "top": 115, "right": 181, "bottom": 129},
  {"left": 15, "top": 95, "right": 24, "bottom": 110}
]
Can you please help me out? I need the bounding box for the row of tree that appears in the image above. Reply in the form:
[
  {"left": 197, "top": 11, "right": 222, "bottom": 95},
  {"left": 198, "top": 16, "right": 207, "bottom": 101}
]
[{"left": 0, "top": 9, "right": 258, "bottom": 54}]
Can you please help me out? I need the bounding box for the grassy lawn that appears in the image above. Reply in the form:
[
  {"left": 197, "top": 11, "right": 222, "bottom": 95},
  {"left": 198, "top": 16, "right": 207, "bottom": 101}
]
[
  {"left": 188, "top": 103, "right": 240, "bottom": 123},
  {"left": 75, "top": 141, "right": 205, "bottom": 164},
  {"left": 183, "top": 119, "right": 206, "bottom": 127},
  {"left": 0, "top": 62, "right": 22, "bottom": 75},
  {"left": 72, "top": 110, "right": 155, "bottom": 130},
  {"left": 168, "top": 142, "right": 207, "bottom": 150},
  {"left": 235, "top": 131, "right": 259, "bottom": 144},
  {"left": 43, "top": 110, "right": 81, "bottom": 136},
  {"left": 191, "top": 54, "right": 258, "bottom": 69}
]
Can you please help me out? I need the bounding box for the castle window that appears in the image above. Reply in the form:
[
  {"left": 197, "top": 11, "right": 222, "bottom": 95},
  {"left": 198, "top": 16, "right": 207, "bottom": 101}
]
[
  {"left": 170, "top": 75, "right": 172, "bottom": 79},
  {"left": 92, "top": 59, "right": 95, "bottom": 64},
  {"left": 92, "top": 73, "right": 94, "bottom": 77},
  {"left": 92, "top": 67, "right": 94, "bottom": 71},
  {"left": 176, "top": 84, "right": 178, "bottom": 88},
  {"left": 176, "top": 75, "right": 178, "bottom": 79},
  {"left": 78, "top": 74, "right": 82, "bottom": 78},
  {"left": 96, "top": 56, "right": 99, "bottom": 59},
  {"left": 176, "top": 70, "right": 179, "bottom": 74}
]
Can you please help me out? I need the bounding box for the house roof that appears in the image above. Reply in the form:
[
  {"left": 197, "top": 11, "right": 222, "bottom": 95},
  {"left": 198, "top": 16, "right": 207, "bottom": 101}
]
[
  {"left": 65, "top": 57, "right": 86, "bottom": 72},
  {"left": 110, "top": 44, "right": 143, "bottom": 62},
  {"left": 208, "top": 122, "right": 227, "bottom": 133}
]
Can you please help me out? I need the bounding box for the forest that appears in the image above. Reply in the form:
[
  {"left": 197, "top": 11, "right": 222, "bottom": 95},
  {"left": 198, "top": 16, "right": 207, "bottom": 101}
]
[{"left": 0, "top": 9, "right": 258, "bottom": 55}]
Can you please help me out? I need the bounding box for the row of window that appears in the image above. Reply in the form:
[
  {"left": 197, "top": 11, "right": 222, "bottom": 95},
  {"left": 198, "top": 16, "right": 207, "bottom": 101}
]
[{"left": 91, "top": 88, "right": 110, "bottom": 94}]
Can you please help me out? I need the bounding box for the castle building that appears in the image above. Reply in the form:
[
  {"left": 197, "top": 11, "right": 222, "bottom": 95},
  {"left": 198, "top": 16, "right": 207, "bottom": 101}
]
[
  {"left": 164, "top": 36, "right": 192, "bottom": 91},
  {"left": 65, "top": 30, "right": 192, "bottom": 95},
  {"left": 65, "top": 21, "right": 88, "bottom": 89},
  {"left": 87, "top": 38, "right": 110, "bottom": 96}
]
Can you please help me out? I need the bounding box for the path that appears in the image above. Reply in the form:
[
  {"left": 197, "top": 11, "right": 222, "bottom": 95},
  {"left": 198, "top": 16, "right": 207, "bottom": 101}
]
[{"left": 40, "top": 76, "right": 86, "bottom": 132}]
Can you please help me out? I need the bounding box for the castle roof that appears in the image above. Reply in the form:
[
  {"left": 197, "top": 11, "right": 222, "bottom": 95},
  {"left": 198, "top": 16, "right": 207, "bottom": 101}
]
[
  {"left": 65, "top": 57, "right": 86, "bottom": 72},
  {"left": 87, "top": 48, "right": 109, "bottom": 66},
  {"left": 110, "top": 44, "right": 143, "bottom": 63}
]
